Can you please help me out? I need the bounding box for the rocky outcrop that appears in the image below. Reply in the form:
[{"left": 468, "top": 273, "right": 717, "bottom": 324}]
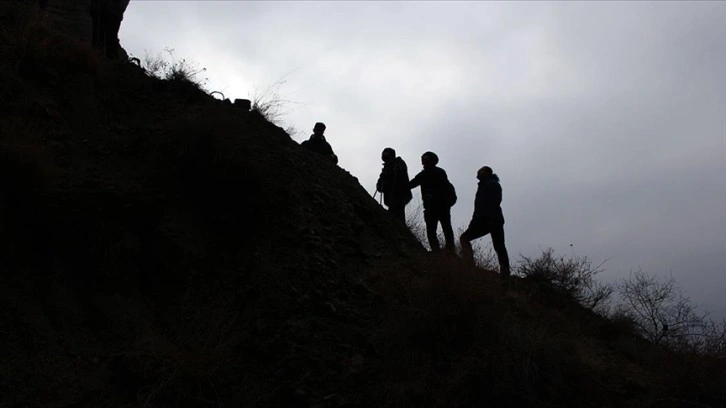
[
  {"left": 90, "top": 0, "right": 130, "bottom": 58},
  {"left": 41, "top": 0, "right": 91, "bottom": 43},
  {"left": 39, "top": 0, "right": 129, "bottom": 58}
]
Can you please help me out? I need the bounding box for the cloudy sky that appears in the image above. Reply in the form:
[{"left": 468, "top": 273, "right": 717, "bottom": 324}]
[{"left": 119, "top": 1, "right": 725, "bottom": 317}]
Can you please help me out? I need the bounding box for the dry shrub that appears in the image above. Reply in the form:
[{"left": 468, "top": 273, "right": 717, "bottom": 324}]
[
  {"left": 616, "top": 269, "right": 726, "bottom": 359},
  {"left": 250, "top": 76, "right": 297, "bottom": 125},
  {"left": 516, "top": 247, "right": 613, "bottom": 313},
  {"left": 141, "top": 47, "right": 208, "bottom": 92}
]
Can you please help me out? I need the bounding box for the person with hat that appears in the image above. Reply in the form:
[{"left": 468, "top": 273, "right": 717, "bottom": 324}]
[
  {"left": 460, "top": 166, "right": 510, "bottom": 278},
  {"left": 409, "top": 151, "right": 457, "bottom": 251},
  {"left": 376, "top": 148, "right": 413, "bottom": 223},
  {"left": 301, "top": 122, "right": 338, "bottom": 164}
]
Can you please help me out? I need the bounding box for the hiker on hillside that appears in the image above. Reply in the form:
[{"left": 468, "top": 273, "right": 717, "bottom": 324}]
[
  {"left": 460, "top": 166, "right": 510, "bottom": 278},
  {"left": 376, "top": 148, "right": 413, "bottom": 223},
  {"left": 409, "top": 151, "right": 457, "bottom": 251},
  {"left": 301, "top": 122, "right": 338, "bottom": 164}
]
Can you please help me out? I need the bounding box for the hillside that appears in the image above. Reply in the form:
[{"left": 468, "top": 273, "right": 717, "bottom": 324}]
[{"left": 1, "top": 2, "right": 725, "bottom": 407}]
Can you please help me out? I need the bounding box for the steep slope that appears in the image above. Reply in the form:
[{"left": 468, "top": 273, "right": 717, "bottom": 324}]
[{"left": 1, "top": 4, "right": 423, "bottom": 406}]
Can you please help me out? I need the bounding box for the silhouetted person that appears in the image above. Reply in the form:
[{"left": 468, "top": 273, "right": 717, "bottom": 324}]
[
  {"left": 460, "top": 166, "right": 510, "bottom": 278},
  {"left": 376, "top": 148, "right": 413, "bottom": 223},
  {"left": 301, "top": 122, "right": 338, "bottom": 164},
  {"left": 409, "top": 151, "right": 456, "bottom": 251}
]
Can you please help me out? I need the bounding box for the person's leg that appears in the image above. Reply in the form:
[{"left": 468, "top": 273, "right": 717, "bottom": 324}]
[
  {"left": 459, "top": 230, "right": 475, "bottom": 263},
  {"left": 424, "top": 209, "right": 440, "bottom": 251},
  {"left": 459, "top": 221, "right": 489, "bottom": 264},
  {"left": 388, "top": 204, "right": 406, "bottom": 224},
  {"left": 440, "top": 208, "right": 455, "bottom": 251},
  {"left": 490, "top": 224, "right": 510, "bottom": 277}
]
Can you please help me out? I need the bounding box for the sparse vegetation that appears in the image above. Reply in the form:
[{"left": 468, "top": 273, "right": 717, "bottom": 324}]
[
  {"left": 370, "top": 250, "right": 726, "bottom": 408},
  {"left": 617, "top": 270, "right": 702, "bottom": 345},
  {"left": 250, "top": 71, "right": 301, "bottom": 136},
  {"left": 139, "top": 47, "right": 208, "bottom": 90},
  {"left": 616, "top": 269, "right": 726, "bottom": 355},
  {"left": 515, "top": 247, "right": 614, "bottom": 313}
]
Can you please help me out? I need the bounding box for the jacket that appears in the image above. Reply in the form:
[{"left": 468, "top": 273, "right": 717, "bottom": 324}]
[
  {"left": 472, "top": 174, "right": 504, "bottom": 225},
  {"left": 376, "top": 157, "right": 413, "bottom": 207},
  {"left": 301, "top": 134, "right": 337, "bottom": 163},
  {"left": 409, "top": 166, "right": 451, "bottom": 210}
]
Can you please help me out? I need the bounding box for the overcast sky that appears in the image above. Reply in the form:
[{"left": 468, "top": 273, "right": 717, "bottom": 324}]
[{"left": 119, "top": 1, "right": 725, "bottom": 318}]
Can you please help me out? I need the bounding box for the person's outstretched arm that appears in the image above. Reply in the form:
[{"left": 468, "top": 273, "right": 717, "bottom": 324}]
[{"left": 409, "top": 172, "right": 422, "bottom": 189}]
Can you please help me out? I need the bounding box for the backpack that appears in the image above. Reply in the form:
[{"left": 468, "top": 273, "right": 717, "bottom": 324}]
[
  {"left": 444, "top": 180, "right": 457, "bottom": 207},
  {"left": 396, "top": 159, "right": 413, "bottom": 205}
]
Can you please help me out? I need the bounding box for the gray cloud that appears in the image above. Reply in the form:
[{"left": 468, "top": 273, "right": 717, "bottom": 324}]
[{"left": 120, "top": 1, "right": 726, "bottom": 317}]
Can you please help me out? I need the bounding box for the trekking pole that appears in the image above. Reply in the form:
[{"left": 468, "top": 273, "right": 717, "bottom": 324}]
[
  {"left": 372, "top": 181, "right": 387, "bottom": 206},
  {"left": 372, "top": 188, "right": 383, "bottom": 206}
]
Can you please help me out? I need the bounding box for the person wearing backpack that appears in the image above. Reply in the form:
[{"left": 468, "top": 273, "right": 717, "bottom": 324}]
[
  {"left": 301, "top": 122, "right": 338, "bottom": 164},
  {"left": 460, "top": 166, "right": 510, "bottom": 278},
  {"left": 409, "top": 151, "right": 457, "bottom": 251},
  {"left": 376, "top": 148, "right": 413, "bottom": 223}
]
